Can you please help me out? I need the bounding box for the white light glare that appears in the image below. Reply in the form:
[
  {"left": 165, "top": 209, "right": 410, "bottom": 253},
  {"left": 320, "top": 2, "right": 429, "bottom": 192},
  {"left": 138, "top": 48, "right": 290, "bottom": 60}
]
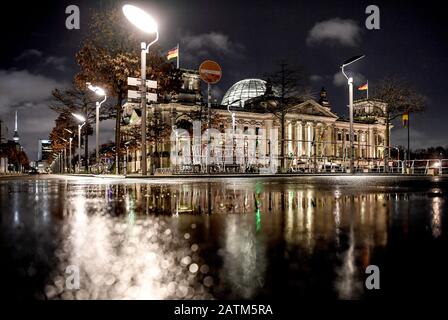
[
  {"left": 72, "top": 113, "right": 86, "bottom": 122},
  {"left": 122, "top": 4, "right": 158, "bottom": 34},
  {"left": 87, "top": 83, "right": 106, "bottom": 96}
]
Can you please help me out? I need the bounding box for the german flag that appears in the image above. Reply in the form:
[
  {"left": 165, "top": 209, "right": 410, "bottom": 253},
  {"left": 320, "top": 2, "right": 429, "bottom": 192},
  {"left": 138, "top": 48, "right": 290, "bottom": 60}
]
[
  {"left": 358, "top": 83, "right": 368, "bottom": 91},
  {"left": 167, "top": 46, "right": 178, "bottom": 60}
]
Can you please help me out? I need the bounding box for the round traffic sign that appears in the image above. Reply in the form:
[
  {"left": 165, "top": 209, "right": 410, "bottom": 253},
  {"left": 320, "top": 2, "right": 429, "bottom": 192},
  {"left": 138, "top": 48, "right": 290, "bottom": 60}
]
[{"left": 199, "top": 60, "right": 222, "bottom": 84}]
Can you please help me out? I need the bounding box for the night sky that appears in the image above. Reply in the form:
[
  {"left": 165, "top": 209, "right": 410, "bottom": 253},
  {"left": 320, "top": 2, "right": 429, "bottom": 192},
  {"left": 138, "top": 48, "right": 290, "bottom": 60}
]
[{"left": 0, "top": 0, "right": 447, "bottom": 161}]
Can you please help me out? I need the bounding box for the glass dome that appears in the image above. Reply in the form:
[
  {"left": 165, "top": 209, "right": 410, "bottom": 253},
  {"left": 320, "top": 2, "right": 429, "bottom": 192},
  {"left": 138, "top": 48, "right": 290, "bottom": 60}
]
[{"left": 221, "top": 79, "right": 268, "bottom": 107}]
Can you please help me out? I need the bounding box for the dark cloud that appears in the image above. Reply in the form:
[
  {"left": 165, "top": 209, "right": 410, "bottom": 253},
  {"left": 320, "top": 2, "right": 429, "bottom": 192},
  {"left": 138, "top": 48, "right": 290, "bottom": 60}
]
[
  {"left": 180, "top": 32, "right": 244, "bottom": 66},
  {"left": 310, "top": 74, "right": 324, "bottom": 82},
  {"left": 44, "top": 56, "right": 68, "bottom": 72},
  {"left": 0, "top": 70, "right": 64, "bottom": 113},
  {"left": 14, "top": 49, "right": 43, "bottom": 61},
  {"left": 14, "top": 49, "right": 68, "bottom": 72},
  {"left": 0, "top": 69, "right": 69, "bottom": 160}
]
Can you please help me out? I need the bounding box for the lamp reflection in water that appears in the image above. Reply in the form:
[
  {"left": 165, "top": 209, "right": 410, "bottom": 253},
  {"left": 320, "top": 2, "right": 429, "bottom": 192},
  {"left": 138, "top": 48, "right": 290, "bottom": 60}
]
[
  {"left": 46, "top": 186, "right": 207, "bottom": 300},
  {"left": 335, "top": 221, "right": 359, "bottom": 299},
  {"left": 220, "top": 213, "right": 267, "bottom": 299},
  {"left": 37, "top": 178, "right": 408, "bottom": 300},
  {"left": 431, "top": 196, "right": 442, "bottom": 238},
  {"left": 13, "top": 186, "right": 20, "bottom": 226}
]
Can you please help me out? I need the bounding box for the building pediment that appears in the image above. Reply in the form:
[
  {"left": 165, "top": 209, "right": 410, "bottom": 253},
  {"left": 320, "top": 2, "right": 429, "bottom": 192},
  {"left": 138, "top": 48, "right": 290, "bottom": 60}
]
[{"left": 289, "top": 100, "right": 338, "bottom": 118}]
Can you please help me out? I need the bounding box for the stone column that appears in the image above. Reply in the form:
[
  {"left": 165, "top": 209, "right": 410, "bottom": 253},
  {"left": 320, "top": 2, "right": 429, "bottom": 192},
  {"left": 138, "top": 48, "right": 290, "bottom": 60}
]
[
  {"left": 306, "top": 122, "right": 313, "bottom": 158},
  {"left": 297, "top": 121, "right": 303, "bottom": 157},
  {"left": 372, "top": 129, "right": 377, "bottom": 158},
  {"left": 304, "top": 122, "right": 309, "bottom": 157},
  {"left": 265, "top": 119, "right": 273, "bottom": 158},
  {"left": 357, "top": 130, "right": 361, "bottom": 159},
  {"left": 322, "top": 124, "right": 330, "bottom": 157},
  {"left": 332, "top": 125, "right": 337, "bottom": 157},
  {"left": 315, "top": 123, "right": 321, "bottom": 157},
  {"left": 366, "top": 128, "right": 371, "bottom": 158},
  {"left": 287, "top": 120, "right": 293, "bottom": 156}
]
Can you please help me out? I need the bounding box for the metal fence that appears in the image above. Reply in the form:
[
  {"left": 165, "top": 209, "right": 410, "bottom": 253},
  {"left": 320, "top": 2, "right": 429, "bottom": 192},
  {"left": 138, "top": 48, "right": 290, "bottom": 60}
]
[{"left": 166, "top": 157, "right": 447, "bottom": 175}]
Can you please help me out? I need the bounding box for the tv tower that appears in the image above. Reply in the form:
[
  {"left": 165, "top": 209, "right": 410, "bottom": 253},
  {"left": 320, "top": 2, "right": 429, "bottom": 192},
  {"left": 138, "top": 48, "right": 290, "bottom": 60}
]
[{"left": 13, "top": 110, "right": 19, "bottom": 142}]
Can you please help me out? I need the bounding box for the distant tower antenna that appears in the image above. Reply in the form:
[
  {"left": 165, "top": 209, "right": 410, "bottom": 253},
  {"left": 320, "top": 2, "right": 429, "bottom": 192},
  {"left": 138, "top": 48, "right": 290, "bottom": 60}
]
[{"left": 13, "top": 110, "right": 19, "bottom": 142}]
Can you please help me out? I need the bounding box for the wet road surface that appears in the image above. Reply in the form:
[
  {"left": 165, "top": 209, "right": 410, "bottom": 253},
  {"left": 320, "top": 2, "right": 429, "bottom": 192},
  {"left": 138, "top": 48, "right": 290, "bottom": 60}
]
[{"left": 1, "top": 175, "right": 447, "bottom": 300}]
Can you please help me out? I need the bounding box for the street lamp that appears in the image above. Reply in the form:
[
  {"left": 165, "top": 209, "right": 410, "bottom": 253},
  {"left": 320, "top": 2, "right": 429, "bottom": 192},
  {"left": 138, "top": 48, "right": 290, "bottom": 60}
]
[
  {"left": 341, "top": 54, "right": 365, "bottom": 173},
  {"left": 72, "top": 113, "right": 86, "bottom": 173},
  {"left": 64, "top": 129, "right": 73, "bottom": 173},
  {"left": 61, "top": 138, "right": 69, "bottom": 173},
  {"left": 124, "top": 141, "right": 131, "bottom": 176},
  {"left": 226, "top": 99, "right": 243, "bottom": 133},
  {"left": 123, "top": 4, "right": 159, "bottom": 176},
  {"left": 87, "top": 82, "right": 107, "bottom": 172}
]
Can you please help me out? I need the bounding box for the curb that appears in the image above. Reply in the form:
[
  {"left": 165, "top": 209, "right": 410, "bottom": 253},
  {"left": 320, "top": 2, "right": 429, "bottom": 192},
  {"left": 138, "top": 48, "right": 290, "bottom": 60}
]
[{"left": 48, "top": 173, "right": 448, "bottom": 180}]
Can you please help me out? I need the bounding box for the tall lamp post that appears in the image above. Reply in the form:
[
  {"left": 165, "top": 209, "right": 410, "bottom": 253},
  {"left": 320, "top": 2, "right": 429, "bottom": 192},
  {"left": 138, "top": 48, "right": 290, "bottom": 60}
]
[
  {"left": 341, "top": 54, "right": 365, "bottom": 173},
  {"left": 226, "top": 99, "right": 243, "bottom": 133},
  {"left": 123, "top": 4, "right": 159, "bottom": 176},
  {"left": 64, "top": 129, "right": 73, "bottom": 173},
  {"left": 124, "top": 141, "right": 131, "bottom": 176},
  {"left": 61, "top": 138, "right": 69, "bottom": 173},
  {"left": 72, "top": 113, "right": 86, "bottom": 173},
  {"left": 87, "top": 83, "right": 107, "bottom": 172}
]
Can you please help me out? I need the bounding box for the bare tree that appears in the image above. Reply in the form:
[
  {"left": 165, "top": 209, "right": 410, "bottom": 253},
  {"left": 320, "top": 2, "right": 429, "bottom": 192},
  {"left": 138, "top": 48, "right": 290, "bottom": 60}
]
[
  {"left": 371, "top": 77, "right": 426, "bottom": 169},
  {"left": 264, "top": 60, "right": 313, "bottom": 171},
  {"left": 50, "top": 85, "right": 115, "bottom": 171}
]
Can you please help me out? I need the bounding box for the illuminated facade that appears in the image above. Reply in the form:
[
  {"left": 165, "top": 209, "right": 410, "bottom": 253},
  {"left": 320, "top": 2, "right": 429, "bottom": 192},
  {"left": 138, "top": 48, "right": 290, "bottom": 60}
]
[{"left": 121, "top": 72, "right": 389, "bottom": 173}]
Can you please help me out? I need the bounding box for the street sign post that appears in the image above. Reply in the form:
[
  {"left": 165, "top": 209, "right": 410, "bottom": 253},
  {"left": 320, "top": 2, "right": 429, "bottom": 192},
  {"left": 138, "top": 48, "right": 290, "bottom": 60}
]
[
  {"left": 127, "top": 77, "right": 157, "bottom": 89},
  {"left": 127, "top": 76, "right": 158, "bottom": 176},
  {"left": 198, "top": 60, "right": 222, "bottom": 174},
  {"left": 127, "top": 90, "right": 158, "bottom": 102}
]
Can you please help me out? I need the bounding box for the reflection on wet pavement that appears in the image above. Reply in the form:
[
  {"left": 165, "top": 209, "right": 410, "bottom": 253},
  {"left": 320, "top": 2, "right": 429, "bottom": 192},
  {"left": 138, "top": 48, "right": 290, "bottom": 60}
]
[{"left": 1, "top": 176, "right": 447, "bottom": 300}]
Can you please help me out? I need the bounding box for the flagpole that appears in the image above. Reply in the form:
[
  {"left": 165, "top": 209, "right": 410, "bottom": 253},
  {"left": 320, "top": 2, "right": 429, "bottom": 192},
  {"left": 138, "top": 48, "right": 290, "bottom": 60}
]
[
  {"left": 407, "top": 112, "right": 410, "bottom": 165},
  {"left": 177, "top": 43, "right": 180, "bottom": 69},
  {"left": 367, "top": 80, "right": 369, "bottom": 99}
]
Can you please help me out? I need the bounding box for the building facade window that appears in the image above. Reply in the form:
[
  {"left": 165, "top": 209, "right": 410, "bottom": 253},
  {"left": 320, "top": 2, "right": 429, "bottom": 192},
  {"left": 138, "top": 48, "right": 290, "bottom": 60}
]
[{"left": 337, "top": 132, "right": 342, "bottom": 141}]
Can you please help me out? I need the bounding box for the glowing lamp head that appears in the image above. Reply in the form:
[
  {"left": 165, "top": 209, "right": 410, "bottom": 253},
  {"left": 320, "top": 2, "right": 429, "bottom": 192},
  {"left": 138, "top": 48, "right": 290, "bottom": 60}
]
[
  {"left": 87, "top": 83, "right": 106, "bottom": 96},
  {"left": 122, "top": 4, "right": 158, "bottom": 34},
  {"left": 72, "top": 113, "right": 86, "bottom": 123}
]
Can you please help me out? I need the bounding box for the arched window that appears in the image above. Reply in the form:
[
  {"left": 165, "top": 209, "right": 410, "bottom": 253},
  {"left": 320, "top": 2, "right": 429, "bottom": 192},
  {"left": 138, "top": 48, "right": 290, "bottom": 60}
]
[{"left": 176, "top": 118, "right": 193, "bottom": 135}]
